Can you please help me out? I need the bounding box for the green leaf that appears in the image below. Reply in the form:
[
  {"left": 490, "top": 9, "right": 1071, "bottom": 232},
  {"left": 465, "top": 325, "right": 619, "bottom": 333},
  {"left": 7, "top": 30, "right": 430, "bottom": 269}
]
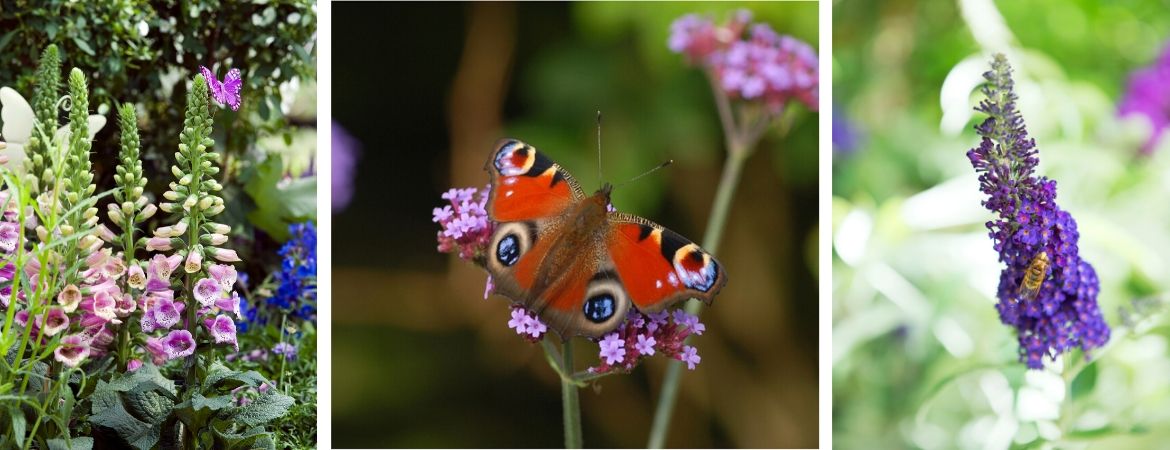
[
  {"left": 243, "top": 154, "right": 316, "bottom": 240},
  {"left": 47, "top": 436, "right": 94, "bottom": 450},
  {"left": 72, "top": 37, "right": 95, "bottom": 56},
  {"left": 8, "top": 404, "right": 26, "bottom": 447},
  {"left": 228, "top": 392, "right": 294, "bottom": 428},
  {"left": 89, "top": 381, "right": 159, "bottom": 450},
  {"left": 212, "top": 421, "right": 275, "bottom": 450},
  {"left": 1071, "top": 361, "right": 1098, "bottom": 401}
]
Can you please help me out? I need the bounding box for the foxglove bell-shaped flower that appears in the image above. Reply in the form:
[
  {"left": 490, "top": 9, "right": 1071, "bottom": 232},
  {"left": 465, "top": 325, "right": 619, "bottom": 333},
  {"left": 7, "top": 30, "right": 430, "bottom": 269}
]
[
  {"left": 204, "top": 315, "right": 238, "bottom": 351},
  {"left": 967, "top": 54, "right": 1110, "bottom": 369},
  {"left": 55, "top": 334, "right": 91, "bottom": 367}
]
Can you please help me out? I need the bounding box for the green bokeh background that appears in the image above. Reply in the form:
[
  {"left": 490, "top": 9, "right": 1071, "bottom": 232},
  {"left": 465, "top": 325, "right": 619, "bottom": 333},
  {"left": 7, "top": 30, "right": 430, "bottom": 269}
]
[
  {"left": 332, "top": 2, "right": 819, "bottom": 447},
  {"left": 834, "top": 0, "right": 1170, "bottom": 448}
]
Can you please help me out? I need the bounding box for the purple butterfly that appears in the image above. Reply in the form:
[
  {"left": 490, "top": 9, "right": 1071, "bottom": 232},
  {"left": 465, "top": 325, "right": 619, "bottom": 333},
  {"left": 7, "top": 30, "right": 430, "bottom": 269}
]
[{"left": 200, "top": 66, "right": 242, "bottom": 111}]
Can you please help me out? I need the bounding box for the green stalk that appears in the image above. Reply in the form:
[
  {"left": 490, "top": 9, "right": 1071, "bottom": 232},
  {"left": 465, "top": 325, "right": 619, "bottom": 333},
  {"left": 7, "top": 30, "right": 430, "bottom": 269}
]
[
  {"left": 646, "top": 148, "right": 746, "bottom": 448},
  {"left": 647, "top": 75, "right": 753, "bottom": 447},
  {"left": 560, "top": 339, "right": 583, "bottom": 449}
]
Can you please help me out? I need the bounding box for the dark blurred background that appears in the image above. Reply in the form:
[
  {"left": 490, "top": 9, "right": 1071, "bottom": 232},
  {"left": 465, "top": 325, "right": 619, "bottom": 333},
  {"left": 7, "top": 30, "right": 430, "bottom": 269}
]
[{"left": 332, "top": 2, "right": 819, "bottom": 447}]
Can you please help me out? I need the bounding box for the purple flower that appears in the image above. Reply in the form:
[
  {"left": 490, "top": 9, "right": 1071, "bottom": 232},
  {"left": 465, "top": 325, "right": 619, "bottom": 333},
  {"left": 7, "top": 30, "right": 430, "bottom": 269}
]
[
  {"left": 679, "top": 345, "right": 701, "bottom": 370},
  {"left": 333, "top": 121, "right": 362, "bottom": 213},
  {"left": 506, "top": 306, "right": 547, "bottom": 341},
  {"left": 193, "top": 278, "right": 222, "bottom": 307},
  {"left": 161, "top": 329, "right": 196, "bottom": 359},
  {"left": 968, "top": 54, "right": 1110, "bottom": 369},
  {"left": 273, "top": 342, "right": 297, "bottom": 361},
  {"left": 1118, "top": 43, "right": 1170, "bottom": 154},
  {"left": 599, "top": 333, "right": 626, "bottom": 365},
  {"left": 669, "top": 10, "right": 818, "bottom": 113},
  {"left": 434, "top": 185, "right": 494, "bottom": 261},
  {"left": 38, "top": 308, "right": 69, "bottom": 336},
  {"left": 204, "top": 315, "right": 238, "bottom": 351},
  {"left": 54, "top": 334, "right": 91, "bottom": 367},
  {"left": 127, "top": 359, "right": 143, "bottom": 372},
  {"left": 635, "top": 334, "right": 657, "bottom": 356}
]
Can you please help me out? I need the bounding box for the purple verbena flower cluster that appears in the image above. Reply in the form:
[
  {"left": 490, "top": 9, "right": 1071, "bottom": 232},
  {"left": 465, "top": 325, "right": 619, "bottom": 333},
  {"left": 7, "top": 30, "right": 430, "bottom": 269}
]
[
  {"left": 1118, "top": 43, "right": 1170, "bottom": 154},
  {"left": 967, "top": 54, "right": 1110, "bottom": 369},
  {"left": 669, "top": 9, "right": 818, "bottom": 112},
  {"left": 434, "top": 186, "right": 493, "bottom": 261},
  {"left": 507, "top": 306, "right": 548, "bottom": 342},
  {"left": 589, "top": 309, "right": 704, "bottom": 374}
]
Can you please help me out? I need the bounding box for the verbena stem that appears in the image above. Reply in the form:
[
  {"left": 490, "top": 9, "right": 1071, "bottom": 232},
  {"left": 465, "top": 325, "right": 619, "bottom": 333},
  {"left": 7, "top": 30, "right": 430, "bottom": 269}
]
[
  {"left": 560, "top": 339, "right": 583, "bottom": 448},
  {"left": 647, "top": 77, "right": 753, "bottom": 448}
]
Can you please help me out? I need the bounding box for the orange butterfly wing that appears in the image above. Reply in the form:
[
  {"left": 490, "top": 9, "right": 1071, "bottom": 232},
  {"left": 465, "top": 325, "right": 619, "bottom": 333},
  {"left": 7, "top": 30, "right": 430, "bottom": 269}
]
[{"left": 607, "top": 214, "right": 726, "bottom": 312}]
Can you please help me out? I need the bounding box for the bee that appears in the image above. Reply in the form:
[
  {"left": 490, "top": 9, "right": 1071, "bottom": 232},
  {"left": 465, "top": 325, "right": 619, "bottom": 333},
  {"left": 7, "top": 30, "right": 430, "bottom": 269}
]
[{"left": 1017, "top": 251, "right": 1050, "bottom": 302}]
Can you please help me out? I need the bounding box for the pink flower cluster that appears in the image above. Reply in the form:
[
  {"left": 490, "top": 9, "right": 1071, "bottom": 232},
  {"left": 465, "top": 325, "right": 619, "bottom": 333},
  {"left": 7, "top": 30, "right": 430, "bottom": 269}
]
[
  {"left": 135, "top": 253, "right": 242, "bottom": 365},
  {"left": 433, "top": 186, "right": 493, "bottom": 261},
  {"left": 590, "top": 309, "right": 705, "bottom": 374},
  {"left": 669, "top": 10, "right": 818, "bottom": 112},
  {"left": 507, "top": 306, "right": 549, "bottom": 342}
]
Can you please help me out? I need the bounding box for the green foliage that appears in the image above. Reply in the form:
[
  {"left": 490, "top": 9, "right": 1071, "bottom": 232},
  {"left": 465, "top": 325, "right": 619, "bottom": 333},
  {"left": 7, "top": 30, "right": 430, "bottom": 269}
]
[
  {"left": 243, "top": 154, "right": 315, "bottom": 240},
  {"left": 89, "top": 364, "right": 177, "bottom": 450},
  {"left": 0, "top": 1, "right": 316, "bottom": 157}
]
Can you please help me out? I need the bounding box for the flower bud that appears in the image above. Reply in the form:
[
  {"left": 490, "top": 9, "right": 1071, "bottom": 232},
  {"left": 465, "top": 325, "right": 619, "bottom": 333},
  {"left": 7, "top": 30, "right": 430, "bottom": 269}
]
[
  {"left": 184, "top": 247, "right": 203, "bottom": 273},
  {"left": 198, "top": 196, "right": 214, "bottom": 210},
  {"left": 209, "top": 247, "right": 241, "bottom": 263}
]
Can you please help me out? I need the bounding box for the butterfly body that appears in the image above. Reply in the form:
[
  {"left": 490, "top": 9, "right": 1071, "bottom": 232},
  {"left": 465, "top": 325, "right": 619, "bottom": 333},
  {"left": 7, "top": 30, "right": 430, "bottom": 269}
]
[{"left": 483, "top": 139, "right": 726, "bottom": 339}]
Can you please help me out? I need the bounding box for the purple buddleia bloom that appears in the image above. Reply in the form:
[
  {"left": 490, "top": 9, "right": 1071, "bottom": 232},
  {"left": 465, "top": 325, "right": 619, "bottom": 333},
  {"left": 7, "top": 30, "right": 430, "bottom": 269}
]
[
  {"left": 1118, "top": 44, "right": 1170, "bottom": 154},
  {"left": 967, "top": 54, "right": 1110, "bottom": 369}
]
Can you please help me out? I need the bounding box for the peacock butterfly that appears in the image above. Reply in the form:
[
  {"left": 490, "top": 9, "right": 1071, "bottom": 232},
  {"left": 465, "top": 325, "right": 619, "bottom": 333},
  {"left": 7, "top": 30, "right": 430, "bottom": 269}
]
[{"left": 482, "top": 138, "right": 727, "bottom": 339}]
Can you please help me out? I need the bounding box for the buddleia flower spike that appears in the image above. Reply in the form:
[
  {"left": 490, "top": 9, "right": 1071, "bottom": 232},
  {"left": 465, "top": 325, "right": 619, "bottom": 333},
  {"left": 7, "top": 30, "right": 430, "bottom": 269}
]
[{"left": 967, "top": 54, "right": 1109, "bottom": 369}]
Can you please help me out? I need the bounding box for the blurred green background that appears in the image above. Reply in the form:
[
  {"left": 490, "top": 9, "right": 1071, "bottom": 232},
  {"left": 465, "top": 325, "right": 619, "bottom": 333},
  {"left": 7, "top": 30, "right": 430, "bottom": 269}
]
[
  {"left": 834, "top": 0, "right": 1170, "bottom": 448},
  {"left": 332, "top": 2, "right": 818, "bottom": 448}
]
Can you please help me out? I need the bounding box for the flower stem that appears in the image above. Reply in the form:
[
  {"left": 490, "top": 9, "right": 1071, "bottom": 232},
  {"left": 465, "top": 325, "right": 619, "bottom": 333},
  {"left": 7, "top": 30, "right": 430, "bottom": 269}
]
[
  {"left": 561, "top": 339, "right": 583, "bottom": 449},
  {"left": 647, "top": 137, "right": 749, "bottom": 449}
]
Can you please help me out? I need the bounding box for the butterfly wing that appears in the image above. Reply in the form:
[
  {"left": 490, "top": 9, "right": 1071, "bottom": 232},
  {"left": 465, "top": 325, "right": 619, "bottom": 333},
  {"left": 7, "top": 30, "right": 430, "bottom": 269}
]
[
  {"left": 606, "top": 212, "right": 727, "bottom": 313},
  {"left": 199, "top": 66, "right": 227, "bottom": 104},
  {"left": 483, "top": 139, "right": 630, "bottom": 338},
  {"left": 221, "top": 68, "right": 242, "bottom": 111}
]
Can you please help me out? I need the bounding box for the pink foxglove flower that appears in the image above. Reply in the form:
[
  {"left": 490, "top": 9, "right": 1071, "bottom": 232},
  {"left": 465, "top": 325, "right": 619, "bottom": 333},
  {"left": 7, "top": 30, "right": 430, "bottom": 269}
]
[
  {"left": 127, "top": 359, "right": 143, "bottom": 372},
  {"left": 161, "top": 329, "right": 196, "bottom": 359},
  {"left": 193, "top": 278, "right": 222, "bottom": 307},
  {"left": 55, "top": 334, "right": 91, "bottom": 367},
  {"left": 58, "top": 284, "right": 82, "bottom": 313},
  {"left": 203, "top": 315, "right": 238, "bottom": 351},
  {"left": 39, "top": 308, "right": 69, "bottom": 336}
]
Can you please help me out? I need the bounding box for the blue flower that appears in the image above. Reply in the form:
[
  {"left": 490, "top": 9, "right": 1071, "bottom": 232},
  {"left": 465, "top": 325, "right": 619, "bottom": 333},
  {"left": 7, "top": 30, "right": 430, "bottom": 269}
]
[
  {"left": 967, "top": 54, "right": 1109, "bottom": 369},
  {"left": 268, "top": 222, "right": 317, "bottom": 322}
]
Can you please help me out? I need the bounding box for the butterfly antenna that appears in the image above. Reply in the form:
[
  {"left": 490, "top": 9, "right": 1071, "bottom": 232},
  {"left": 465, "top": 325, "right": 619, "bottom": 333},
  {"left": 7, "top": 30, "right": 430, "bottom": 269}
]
[
  {"left": 615, "top": 159, "right": 674, "bottom": 190},
  {"left": 596, "top": 110, "right": 603, "bottom": 187}
]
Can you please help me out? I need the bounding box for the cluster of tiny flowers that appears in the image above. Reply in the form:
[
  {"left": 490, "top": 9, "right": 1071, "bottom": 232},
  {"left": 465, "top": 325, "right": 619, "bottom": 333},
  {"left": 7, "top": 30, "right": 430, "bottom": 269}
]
[
  {"left": 669, "top": 9, "right": 818, "bottom": 112},
  {"left": 433, "top": 186, "right": 493, "bottom": 261},
  {"left": 589, "top": 309, "right": 704, "bottom": 374},
  {"left": 506, "top": 306, "right": 549, "bottom": 342},
  {"left": 1118, "top": 43, "right": 1170, "bottom": 154},
  {"left": 272, "top": 341, "right": 298, "bottom": 361},
  {"left": 967, "top": 54, "right": 1110, "bottom": 369}
]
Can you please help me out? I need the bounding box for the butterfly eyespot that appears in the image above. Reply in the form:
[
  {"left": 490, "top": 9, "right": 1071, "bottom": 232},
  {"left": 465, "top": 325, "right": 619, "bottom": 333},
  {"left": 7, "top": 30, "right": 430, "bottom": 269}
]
[
  {"left": 496, "top": 234, "right": 521, "bottom": 267},
  {"left": 583, "top": 293, "right": 616, "bottom": 323}
]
